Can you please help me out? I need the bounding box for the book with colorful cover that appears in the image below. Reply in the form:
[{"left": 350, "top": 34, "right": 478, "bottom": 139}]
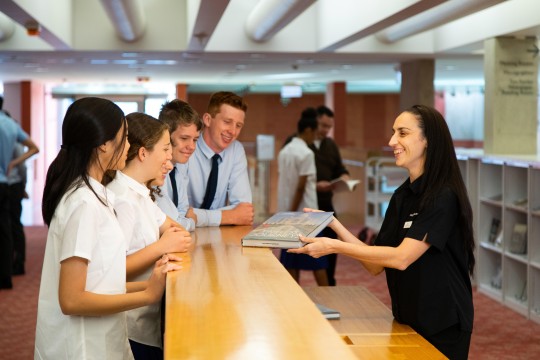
[{"left": 241, "top": 211, "right": 334, "bottom": 249}]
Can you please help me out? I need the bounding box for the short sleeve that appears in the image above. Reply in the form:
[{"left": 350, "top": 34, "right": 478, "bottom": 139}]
[
  {"left": 113, "top": 198, "right": 137, "bottom": 252},
  {"left": 60, "top": 200, "right": 99, "bottom": 262},
  {"left": 406, "top": 189, "right": 459, "bottom": 250},
  {"left": 151, "top": 201, "right": 167, "bottom": 227},
  {"left": 298, "top": 151, "right": 315, "bottom": 177}
]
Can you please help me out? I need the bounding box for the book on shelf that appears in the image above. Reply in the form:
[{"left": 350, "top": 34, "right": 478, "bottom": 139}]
[
  {"left": 509, "top": 223, "right": 527, "bottom": 254},
  {"left": 330, "top": 178, "right": 361, "bottom": 192},
  {"left": 488, "top": 218, "right": 501, "bottom": 244},
  {"left": 490, "top": 265, "right": 502, "bottom": 289},
  {"left": 241, "top": 211, "right": 334, "bottom": 249},
  {"left": 512, "top": 198, "right": 528, "bottom": 207},
  {"left": 315, "top": 303, "right": 341, "bottom": 320}
]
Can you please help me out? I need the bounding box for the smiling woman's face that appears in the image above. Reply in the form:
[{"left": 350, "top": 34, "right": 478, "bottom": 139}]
[{"left": 388, "top": 111, "right": 427, "bottom": 181}]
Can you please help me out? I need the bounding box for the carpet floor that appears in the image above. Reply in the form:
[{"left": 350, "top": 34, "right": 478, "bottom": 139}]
[{"left": 1, "top": 226, "right": 540, "bottom": 359}]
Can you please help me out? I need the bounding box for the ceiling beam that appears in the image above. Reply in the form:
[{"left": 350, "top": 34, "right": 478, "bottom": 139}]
[
  {"left": 0, "top": 0, "right": 71, "bottom": 50},
  {"left": 318, "top": 0, "right": 447, "bottom": 52},
  {"left": 244, "top": 0, "right": 316, "bottom": 42},
  {"left": 376, "top": 0, "right": 507, "bottom": 44},
  {"left": 187, "top": 0, "right": 230, "bottom": 51}
]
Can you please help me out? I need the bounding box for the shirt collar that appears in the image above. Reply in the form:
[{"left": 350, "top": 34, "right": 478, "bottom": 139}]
[
  {"left": 291, "top": 137, "right": 307, "bottom": 146},
  {"left": 88, "top": 175, "right": 117, "bottom": 205},
  {"left": 199, "top": 133, "right": 224, "bottom": 160},
  {"left": 394, "top": 174, "right": 424, "bottom": 195},
  {"left": 116, "top": 170, "right": 151, "bottom": 197}
]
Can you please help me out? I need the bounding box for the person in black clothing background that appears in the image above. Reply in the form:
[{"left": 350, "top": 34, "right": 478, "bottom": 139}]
[
  {"left": 290, "top": 105, "right": 475, "bottom": 359},
  {"left": 283, "top": 106, "right": 350, "bottom": 286},
  {"left": 309, "top": 106, "right": 349, "bottom": 286}
]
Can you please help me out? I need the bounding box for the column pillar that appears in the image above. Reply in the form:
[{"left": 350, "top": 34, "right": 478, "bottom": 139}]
[
  {"left": 484, "top": 37, "right": 538, "bottom": 155},
  {"left": 176, "top": 83, "right": 188, "bottom": 101},
  {"left": 325, "top": 82, "right": 346, "bottom": 146},
  {"left": 399, "top": 59, "right": 434, "bottom": 110}
]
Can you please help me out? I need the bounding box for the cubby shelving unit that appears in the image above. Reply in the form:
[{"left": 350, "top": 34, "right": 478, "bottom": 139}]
[
  {"left": 364, "top": 157, "right": 408, "bottom": 231},
  {"left": 457, "top": 150, "right": 540, "bottom": 324}
]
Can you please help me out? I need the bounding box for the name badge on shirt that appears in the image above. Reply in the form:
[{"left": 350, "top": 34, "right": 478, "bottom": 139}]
[{"left": 403, "top": 221, "right": 412, "bottom": 229}]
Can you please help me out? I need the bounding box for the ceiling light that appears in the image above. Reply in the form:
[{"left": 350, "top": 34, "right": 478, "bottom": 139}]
[
  {"left": 145, "top": 60, "right": 178, "bottom": 65},
  {"left": 262, "top": 72, "right": 315, "bottom": 80},
  {"left": 113, "top": 59, "right": 138, "bottom": 65}
]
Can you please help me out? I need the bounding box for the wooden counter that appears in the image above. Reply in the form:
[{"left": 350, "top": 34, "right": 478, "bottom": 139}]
[
  {"left": 303, "top": 286, "right": 447, "bottom": 359},
  {"left": 164, "top": 226, "right": 356, "bottom": 359}
]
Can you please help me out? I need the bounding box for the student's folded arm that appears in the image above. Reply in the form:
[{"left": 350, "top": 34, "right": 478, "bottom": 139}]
[
  {"left": 220, "top": 202, "right": 254, "bottom": 225},
  {"left": 126, "top": 244, "right": 163, "bottom": 280},
  {"left": 59, "top": 257, "right": 154, "bottom": 316}
]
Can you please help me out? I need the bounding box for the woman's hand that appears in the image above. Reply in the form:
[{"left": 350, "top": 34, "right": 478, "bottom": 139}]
[
  {"left": 159, "top": 226, "right": 192, "bottom": 253},
  {"left": 287, "top": 236, "right": 337, "bottom": 258},
  {"left": 302, "top": 208, "right": 337, "bottom": 229},
  {"left": 145, "top": 255, "right": 182, "bottom": 304},
  {"left": 302, "top": 207, "right": 322, "bottom": 213}
]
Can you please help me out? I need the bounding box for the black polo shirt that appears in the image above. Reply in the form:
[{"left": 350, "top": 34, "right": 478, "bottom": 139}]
[
  {"left": 374, "top": 176, "right": 473, "bottom": 337},
  {"left": 308, "top": 137, "right": 348, "bottom": 212}
]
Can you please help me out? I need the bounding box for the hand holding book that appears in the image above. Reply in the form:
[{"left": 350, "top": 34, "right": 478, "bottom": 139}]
[
  {"left": 241, "top": 211, "right": 334, "bottom": 249},
  {"left": 288, "top": 234, "right": 338, "bottom": 258}
]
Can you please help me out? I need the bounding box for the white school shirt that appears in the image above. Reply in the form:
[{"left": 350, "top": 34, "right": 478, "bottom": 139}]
[
  {"left": 107, "top": 170, "right": 167, "bottom": 348},
  {"left": 155, "top": 163, "right": 196, "bottom": 231},
  {"left": 35, "top": 177, "right": 133, "bottom": 360},
  {"left": 277, "top": 137, "right": 317, "bottom": 211}
]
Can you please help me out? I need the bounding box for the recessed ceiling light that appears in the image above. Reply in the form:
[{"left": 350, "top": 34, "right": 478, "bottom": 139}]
[
  {"left": 91, "top": 59, "right": 109, "bottom": 65},
  {"left": 145, "top": 60, "right": 178, "bottom": 65},
  {"left": 262, "top": 73, "right": 315, "bottom": 80},
  {"left": 113, "top": 59, "right": 138, "bottom": 65}
]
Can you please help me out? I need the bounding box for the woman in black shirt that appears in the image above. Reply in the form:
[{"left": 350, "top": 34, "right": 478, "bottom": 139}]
[{"left": 289, "top": 105, "right": 475, "bottom": 359}]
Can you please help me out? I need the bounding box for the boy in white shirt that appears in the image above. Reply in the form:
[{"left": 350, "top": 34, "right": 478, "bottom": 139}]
[{"left": 156, "top": 99, "right": 203, "bottom": 231}]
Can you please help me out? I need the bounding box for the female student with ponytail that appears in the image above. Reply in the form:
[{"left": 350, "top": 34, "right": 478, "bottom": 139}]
[{"left": 35, "top": 97, "right": 180, "bottom": 360}]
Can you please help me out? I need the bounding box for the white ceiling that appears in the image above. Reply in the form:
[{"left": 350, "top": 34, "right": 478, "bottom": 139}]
[{"left": 0, "top": 0, "right": 538, "bottom": 95}]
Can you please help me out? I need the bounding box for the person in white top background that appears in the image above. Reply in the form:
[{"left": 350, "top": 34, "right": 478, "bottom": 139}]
[
  {"left": 156, "top": 99, "right": 203, "bottom": 231},
  {"left": 104, "top": 112, "right": 192, "bottom": 359},
  {"left": 277, "top": 108, "right": 328, "bottom": 286},
  {"left": 35, "top": 97, "right": 181, "bottom": 360}
]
